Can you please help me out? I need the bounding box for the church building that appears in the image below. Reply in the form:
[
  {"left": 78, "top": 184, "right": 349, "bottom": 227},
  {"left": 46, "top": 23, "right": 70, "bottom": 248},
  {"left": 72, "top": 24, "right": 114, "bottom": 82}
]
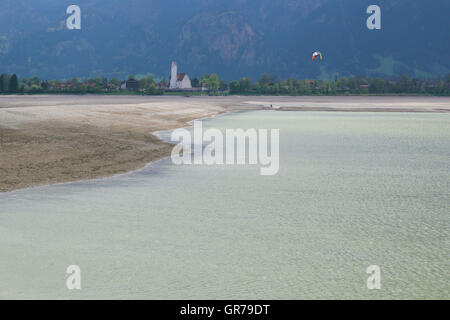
[{"left": 169, "top": 61, "right": 192, "bottom": 89}]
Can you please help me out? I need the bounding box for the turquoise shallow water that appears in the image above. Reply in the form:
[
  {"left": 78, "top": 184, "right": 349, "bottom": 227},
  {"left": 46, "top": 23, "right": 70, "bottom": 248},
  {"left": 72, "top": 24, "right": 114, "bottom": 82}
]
[{"left": 0, "top": 110, "right": 449, "bottom": 299}]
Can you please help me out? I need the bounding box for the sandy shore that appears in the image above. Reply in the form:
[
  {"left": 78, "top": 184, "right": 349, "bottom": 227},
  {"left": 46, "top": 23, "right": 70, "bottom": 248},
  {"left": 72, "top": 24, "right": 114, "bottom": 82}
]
[{"left": 1, "top": 95, "right": 449, "bottom": 192}]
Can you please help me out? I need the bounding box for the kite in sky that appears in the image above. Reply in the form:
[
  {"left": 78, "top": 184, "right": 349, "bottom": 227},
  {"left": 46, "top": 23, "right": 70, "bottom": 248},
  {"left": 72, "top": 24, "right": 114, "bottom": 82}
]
[{"left": 312, "top": 51, "right": 323, "bottom": 61}]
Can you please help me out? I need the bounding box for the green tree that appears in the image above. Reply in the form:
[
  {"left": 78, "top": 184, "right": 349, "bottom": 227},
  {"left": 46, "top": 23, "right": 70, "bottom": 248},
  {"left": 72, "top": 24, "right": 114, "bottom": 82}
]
[
  {"left": 229, "top": 80, "right": 240, "bottom": 94},
  {"left": 219, "top": 80, "right": 228, "bottom": 92},
  {"left": 369, "top": 78, "right": 386, "bottom": 94},
  {"left": 202, "top": 74, "right": 219, "bottom": 92},
  {"left": 337, "top": 77, "right": 348, "bottom": 92},
  {"left": 191, "top": 77, "right": 200, "bottom": 88},
  {"left": 146, "top": 83, "right": 164, "bottom": 95},
  {"left": 30, "top": 84, "right": 42, "bottom": 93},
  {"left": 258, "top": 73, "right": 277, "bottom": 87},
  {"left": 272, "top": 82, "right": 281, "bottom": 94},
  {"left": 41, "top": 81, "right": 49, "bottom": 90},
  {"left": 398, "top": 75, "right": 411, "bottom": 93},
  {"left": 239, "top": 77, "right": 251, "bottom": 93},
  {"left": 299, "top": 79, "right": 312, "bottom": 95},
  {"left": 0, "top": 74, "right": 6, "bottom": 92},
  {"left": 30, "top": 76, "right": 41, "bottom": 86},
  {"left": 347, "top": 77, "right": 358, "bottom": 92},
  {"left": 207, "top": 74, "right": 219, "bottom": 91},
  {"left": 9, "top": 74, "right": 18, "bottom": 93},
  {"left": 70, "top": 77, "right": 80, "bottom": 85},
  {"left": 159, "top": 77, "right": 169, "bottom": 88},
  {"left": 260, "top": 83, "right": 269, "bottom": 94},
  {"left": 138, "top": 75, "right": 155, "bottom": 89}
]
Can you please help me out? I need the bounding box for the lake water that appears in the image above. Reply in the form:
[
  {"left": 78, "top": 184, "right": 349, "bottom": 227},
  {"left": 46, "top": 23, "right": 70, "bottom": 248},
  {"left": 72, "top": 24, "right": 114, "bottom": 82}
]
[{"left": 0, "top": 110, "right": 449, "bottom": 299}]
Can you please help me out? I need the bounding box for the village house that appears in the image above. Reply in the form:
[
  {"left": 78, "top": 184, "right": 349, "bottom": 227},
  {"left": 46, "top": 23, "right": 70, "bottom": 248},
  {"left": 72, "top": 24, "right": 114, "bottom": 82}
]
[{"left": 121, "top": 78, "right": 139, "bottom": 90}]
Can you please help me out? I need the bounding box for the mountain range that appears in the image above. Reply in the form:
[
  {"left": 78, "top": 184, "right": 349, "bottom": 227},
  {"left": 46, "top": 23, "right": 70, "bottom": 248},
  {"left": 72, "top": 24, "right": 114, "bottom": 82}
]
[{"left": 0, "top": 0, "right": 449, "bottom": 80}]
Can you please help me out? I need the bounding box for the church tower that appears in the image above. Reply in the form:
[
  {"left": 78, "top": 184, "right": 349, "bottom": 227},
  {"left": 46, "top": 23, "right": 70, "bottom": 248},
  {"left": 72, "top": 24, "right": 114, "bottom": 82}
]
[{"left": 170, "top": 61, "right": 177, "bottom": 89}]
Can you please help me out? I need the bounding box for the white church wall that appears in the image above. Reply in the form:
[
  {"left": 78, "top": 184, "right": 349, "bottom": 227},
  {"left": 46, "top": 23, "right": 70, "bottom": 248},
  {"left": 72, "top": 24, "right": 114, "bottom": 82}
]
[{"left": 179, "top": 74, "right": 192, "bottom": 89}]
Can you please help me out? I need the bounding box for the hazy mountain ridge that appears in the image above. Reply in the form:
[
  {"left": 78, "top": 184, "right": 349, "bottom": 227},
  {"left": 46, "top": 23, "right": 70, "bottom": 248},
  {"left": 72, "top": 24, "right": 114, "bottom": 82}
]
[{"left": 0, "top": 0, "right": 448, "bottom": 80}]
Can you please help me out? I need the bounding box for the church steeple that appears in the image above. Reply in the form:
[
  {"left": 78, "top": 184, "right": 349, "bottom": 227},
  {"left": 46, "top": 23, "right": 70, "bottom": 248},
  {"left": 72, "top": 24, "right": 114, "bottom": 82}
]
[{"left": 170, "top": 61, "right": 177, "bottom": 89}]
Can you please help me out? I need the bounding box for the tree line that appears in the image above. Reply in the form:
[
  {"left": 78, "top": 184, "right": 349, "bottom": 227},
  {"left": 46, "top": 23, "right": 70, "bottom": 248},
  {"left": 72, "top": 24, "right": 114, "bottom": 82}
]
[
  {"left": 226, "top": 73, "right": 450, "bottom": 96},
  {"left": 1, "top": 73, "right": 449, "bottom": 96},
  {"left": 0, "top": 74, "right": 164, "bottom": 95},
  {"left": 178, "top": 73, "right": 450, "bottom": 96}
]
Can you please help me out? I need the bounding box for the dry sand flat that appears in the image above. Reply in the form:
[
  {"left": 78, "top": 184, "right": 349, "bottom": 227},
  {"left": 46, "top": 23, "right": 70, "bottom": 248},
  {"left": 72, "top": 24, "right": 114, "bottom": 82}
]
[
  {"left": 1, "top": 95, "right": 449, "bottom": 192},
  {"left": 245, "top": 96, "right": 450, "bottom": 112},
  {"left": 0, "top": 95, "right": 256, "bottom": 192}
]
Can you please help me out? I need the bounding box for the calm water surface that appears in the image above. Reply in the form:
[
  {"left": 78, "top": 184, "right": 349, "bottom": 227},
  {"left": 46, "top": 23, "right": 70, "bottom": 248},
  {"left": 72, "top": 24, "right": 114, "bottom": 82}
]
[{"left": 0, "top": 111, "right": 449, "bottom": 299}]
